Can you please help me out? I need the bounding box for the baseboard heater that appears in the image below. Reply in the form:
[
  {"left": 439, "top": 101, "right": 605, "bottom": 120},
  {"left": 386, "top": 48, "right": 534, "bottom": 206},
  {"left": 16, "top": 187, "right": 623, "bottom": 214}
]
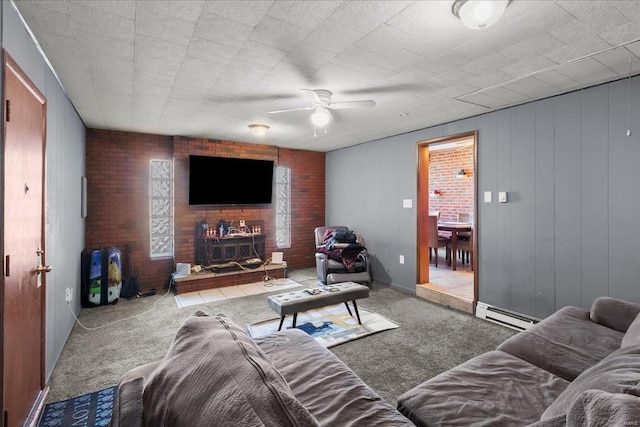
[{"left": 476, "top": 302, "right": 539, "bottom": 331}]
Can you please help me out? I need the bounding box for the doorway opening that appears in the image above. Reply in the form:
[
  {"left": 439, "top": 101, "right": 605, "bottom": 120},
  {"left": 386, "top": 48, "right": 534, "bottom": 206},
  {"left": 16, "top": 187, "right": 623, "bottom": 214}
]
[{"left": 416, "top": 131, "right": 477, "bottom": 313}]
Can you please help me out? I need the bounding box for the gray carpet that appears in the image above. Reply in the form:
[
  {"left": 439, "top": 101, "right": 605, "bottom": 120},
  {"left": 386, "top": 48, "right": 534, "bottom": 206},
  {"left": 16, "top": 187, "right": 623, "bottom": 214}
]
[{"left": 46, "top": 268, "right": 516, "bottom": 407}]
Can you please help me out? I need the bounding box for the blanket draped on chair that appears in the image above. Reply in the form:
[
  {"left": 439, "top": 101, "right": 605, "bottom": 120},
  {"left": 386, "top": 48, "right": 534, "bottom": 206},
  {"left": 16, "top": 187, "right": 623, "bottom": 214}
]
[{"left": 316, "top": 229, "right": 367, "bottom": 272}]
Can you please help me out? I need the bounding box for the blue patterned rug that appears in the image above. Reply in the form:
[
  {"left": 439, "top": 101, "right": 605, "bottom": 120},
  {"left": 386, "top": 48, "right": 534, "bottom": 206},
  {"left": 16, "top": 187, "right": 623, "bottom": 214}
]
[
  {"left": 37, "top": 386, "right": 116, "bottom": 427},
  {"left": 247, "top": 303, "right": 399, "bottom": 348}
]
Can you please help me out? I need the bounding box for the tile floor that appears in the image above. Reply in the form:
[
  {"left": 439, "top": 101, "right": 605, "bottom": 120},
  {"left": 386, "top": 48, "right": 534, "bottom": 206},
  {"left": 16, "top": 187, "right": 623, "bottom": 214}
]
[
  {"left": 417, "top": 250, "right": 475, "bottom": 313},
  {"left": 428, "top": 266, "right": 473, "bottom": 300},
  {"left": 174, "top": 278, "right": 301, "bottom": 308}
]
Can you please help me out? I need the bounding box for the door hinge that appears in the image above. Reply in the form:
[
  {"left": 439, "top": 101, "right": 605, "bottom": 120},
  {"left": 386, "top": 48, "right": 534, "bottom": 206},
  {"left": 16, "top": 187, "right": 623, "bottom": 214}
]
[
  {"left": 5, "top": 99, "right": 9, "bottom": 122},
  {"left": 5, "top": 255, "right": 9, "bottom": 276}
]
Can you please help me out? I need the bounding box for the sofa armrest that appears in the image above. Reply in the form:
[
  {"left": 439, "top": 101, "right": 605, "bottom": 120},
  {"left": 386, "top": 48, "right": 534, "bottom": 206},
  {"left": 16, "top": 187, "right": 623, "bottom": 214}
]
[
  {"left": 111, "top": 361, "right": 160, "bottom": 427},
  {"left": 590, "top": 297, "right": 640, "bottom": 332},
  {"left": 111, "top": 377, "right": 144, "bottom": 427}
]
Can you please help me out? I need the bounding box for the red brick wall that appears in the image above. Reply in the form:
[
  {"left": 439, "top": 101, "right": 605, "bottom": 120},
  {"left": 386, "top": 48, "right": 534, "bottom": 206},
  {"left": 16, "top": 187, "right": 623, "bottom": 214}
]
[
  {"left": 86, "top": 130, "right": 325, "bottom": 291},
  {"left": 428, "top": 147, "right": 474, "bottom": 222},
  {"left": 85, "top": 129, "right": 174, "bottom": 291}
]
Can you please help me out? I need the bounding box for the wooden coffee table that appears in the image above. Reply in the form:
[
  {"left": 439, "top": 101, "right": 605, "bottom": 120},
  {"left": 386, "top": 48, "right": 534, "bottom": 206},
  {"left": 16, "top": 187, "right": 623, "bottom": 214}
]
[{"left": 267, "top": 281, "right": 370, "bottom": 331}]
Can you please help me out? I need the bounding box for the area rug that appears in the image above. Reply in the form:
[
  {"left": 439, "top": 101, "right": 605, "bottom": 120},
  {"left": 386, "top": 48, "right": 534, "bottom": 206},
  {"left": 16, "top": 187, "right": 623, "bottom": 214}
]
[
  {"left": 175, "top": 278, "right": 301, "bottom": 308},
  {"left": 247, "top": 303, "right": 399, "bottom": 348},
  {"left": 37, "top": 386, "right": 116, "bottom": 427}
]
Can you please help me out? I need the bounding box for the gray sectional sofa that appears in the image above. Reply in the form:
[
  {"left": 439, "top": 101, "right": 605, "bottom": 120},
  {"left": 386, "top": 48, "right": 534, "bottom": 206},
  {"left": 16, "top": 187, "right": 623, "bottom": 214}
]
[
  {"left": 110, "top": 311, "right": 413, "bottom": 426},
  {"left": 397, "top": 297, "right": 640, "bottom": 426},
  {"left": 111, "top": 297, "right": 640, "bottom": 426}
]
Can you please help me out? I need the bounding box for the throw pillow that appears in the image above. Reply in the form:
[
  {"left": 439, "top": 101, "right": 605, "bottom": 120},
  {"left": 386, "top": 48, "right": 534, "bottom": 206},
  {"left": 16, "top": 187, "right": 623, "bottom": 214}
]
[
  {"left": 622, "top": 312, "right": 640, "bottom": 348},
  {"left": 541, "top": 345, "right": 640, "bottom": 419},
  {"left": 143, "top": 311, "right": 319, "bottom": 427}
]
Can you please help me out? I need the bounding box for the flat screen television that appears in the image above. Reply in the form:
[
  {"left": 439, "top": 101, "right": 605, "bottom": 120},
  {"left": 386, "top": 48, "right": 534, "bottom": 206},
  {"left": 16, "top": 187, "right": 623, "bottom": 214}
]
[{"left": 188, "top": 155, "right": 275, "bottom": 206}]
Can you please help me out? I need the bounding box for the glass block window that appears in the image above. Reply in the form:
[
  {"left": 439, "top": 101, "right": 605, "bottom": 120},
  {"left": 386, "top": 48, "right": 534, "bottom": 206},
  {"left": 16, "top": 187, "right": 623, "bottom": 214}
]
[
  {"left": 150, "top": 160, "right": 174, "bottom": 258},
  {"left": 275, "top": 166, "right": 291, "bottom": 248}
]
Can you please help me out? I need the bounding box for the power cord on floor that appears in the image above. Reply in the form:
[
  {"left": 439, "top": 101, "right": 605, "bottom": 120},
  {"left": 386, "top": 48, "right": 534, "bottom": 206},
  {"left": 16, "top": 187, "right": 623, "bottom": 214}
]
[
  {"left": 201, "top": 258, "right": 278, "bottom": 284},
  {"left": 67, "top": 282, "right": 173, "bottom": 331}
]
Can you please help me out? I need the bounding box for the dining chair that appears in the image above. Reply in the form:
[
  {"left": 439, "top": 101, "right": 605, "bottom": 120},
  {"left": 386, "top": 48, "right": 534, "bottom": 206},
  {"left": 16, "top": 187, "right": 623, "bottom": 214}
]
[
  {"left": 456, "top": 233, "right": 473, "bottom": 271},
  {"left": 457, "top": 212, "right": 472, "bottom": 223},
  {"left": 429, "top": 215, "right": 450, "bottom": 267},
  {"left": 456, "top": 212, "right": 473, "bottom": 262}
]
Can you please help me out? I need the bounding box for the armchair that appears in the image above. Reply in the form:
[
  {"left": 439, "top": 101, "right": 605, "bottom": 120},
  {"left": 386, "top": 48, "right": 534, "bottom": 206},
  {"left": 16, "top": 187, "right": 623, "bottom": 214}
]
[{"left": 314, "top": 226, "right": 371, "bottom": 285}]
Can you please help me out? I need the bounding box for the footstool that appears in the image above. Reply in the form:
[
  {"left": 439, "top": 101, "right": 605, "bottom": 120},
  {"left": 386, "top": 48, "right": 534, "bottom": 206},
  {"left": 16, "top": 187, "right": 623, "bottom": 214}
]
[{"left": 267, "top": 281, "right": 370, "bottom": 331}]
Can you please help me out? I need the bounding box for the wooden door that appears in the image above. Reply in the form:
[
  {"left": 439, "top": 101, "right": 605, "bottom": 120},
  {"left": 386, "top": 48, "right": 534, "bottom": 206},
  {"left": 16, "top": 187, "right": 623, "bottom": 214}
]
[{"left": 2, "top": 51, "right": 48, "bottom": 427}]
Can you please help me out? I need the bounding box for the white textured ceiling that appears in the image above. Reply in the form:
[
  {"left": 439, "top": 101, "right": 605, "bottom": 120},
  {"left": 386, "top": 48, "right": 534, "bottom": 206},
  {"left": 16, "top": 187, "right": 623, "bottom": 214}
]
[{"left": 11, "top": 0, "right": 640, "bottom": 152}]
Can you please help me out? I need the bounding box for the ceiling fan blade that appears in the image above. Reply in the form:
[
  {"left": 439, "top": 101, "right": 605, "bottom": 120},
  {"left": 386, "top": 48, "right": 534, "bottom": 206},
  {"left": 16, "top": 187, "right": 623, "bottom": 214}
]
[
  {"left": 268, "top": 106, "right": 315, "bottom": 114},
  {"left": 342, "top": 84, "right": 422, "bottom": 96},
  {"left": 210, "top": 92, "right": 299, "bottom": 103},
  {"left": 329, "top": 100, "right": 376, "bottom": 109}
]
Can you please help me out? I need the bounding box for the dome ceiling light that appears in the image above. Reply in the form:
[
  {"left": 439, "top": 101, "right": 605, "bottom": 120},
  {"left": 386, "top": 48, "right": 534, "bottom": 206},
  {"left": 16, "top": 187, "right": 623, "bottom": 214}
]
[
  {"left": 310, "top": 108, "right": 332, "bottom": 137},
  {"left": 452, "top": 0, "right": 510, "bottom": 30},
  {"left": 248, "top": 124, "right": 270, "bottom": 137}
]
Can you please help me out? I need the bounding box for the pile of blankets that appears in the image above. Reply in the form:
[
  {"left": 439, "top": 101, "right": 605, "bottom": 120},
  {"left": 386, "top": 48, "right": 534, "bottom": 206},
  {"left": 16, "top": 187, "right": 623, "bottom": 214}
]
[{"left": 316, "top": 229, "right": 367, "bottom": 272}]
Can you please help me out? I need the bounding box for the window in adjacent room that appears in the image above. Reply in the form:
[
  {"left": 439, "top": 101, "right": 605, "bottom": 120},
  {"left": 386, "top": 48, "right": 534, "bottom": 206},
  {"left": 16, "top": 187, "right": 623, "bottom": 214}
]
[
  {"left": 275, "top": 166, "right": 291, "bottom": 248},
  {"left": 150, "top": 159, "right": 174, "bottom": 258}
]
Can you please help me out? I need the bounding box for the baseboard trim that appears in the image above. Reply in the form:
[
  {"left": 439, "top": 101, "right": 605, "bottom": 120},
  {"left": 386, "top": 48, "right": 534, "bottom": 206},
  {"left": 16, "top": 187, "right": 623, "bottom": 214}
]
[{"left": 24, "top": 386, "right": 49, "bottom": 427}]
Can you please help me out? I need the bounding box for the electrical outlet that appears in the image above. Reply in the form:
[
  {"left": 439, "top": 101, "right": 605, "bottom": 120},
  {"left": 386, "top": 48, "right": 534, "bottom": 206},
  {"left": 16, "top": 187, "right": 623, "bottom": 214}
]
[
  {"left": 65, "top": 288, "right": 72, "bottom": 303},
  {"left": 399, "top": 255, "right": 405, "bottom": 264}
]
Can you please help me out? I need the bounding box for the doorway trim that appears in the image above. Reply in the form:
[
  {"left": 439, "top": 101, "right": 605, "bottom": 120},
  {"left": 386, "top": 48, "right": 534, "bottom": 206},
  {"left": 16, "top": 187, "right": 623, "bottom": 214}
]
[{"left": 416, "top": 131, "right": 478, "bottom": 305}]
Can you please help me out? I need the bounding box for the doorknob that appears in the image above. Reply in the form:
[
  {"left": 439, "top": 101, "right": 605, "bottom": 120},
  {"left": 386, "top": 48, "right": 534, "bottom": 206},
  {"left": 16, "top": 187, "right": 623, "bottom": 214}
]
[{"left": 36, "top": 264, "right": 52, "bottom": 274}]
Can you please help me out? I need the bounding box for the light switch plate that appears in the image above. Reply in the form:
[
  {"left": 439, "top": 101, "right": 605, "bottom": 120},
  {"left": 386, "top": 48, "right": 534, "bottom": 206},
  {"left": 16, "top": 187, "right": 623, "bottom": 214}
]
[
  {"left": 499, "top": 192, "right": 508, "bottom": 203},
  {"left": 484, "top": 191, "right": 492, "bottom": 203},
  {"left": 402, "top": 199, "right": 413, "bottom": 208}
]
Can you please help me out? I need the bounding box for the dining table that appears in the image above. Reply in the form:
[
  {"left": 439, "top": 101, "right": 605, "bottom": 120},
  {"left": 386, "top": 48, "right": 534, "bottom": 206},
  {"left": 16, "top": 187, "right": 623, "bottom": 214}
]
[{"left": 437, "top": 221, "right": 472, "bottom": 271}]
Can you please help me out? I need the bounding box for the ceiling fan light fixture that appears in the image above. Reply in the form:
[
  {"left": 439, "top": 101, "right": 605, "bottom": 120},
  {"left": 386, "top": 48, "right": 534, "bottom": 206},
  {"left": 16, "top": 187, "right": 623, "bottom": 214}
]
[
  {"left": 453, "top": 0, "right": 509, "bottom": 30},
  {"left": 311, "top": 108, "right": 331, "bottom": 127},
  {"left": 248, "top": 124, "right": 270, "bottom": 136}
]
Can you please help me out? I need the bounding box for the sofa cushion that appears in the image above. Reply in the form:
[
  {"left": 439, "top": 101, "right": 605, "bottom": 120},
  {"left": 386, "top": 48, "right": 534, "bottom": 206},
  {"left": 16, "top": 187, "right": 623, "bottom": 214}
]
[
  {"left": 622, "top": 312, "right": 640, "bottom": 348},
  {"left": 396, "top": 350, "right": 569, "bottom": 427},
  {"left": 255, "top": 329, "right": 414, "bottom": 426},
  {"left": 143, "top": 312, "right": 319, "bottom": 427},
  {"left": 566, "top": 390, "right": 640, "bottom": 426},
  {"left": 497, "top": 306, "right": 624, "bottom": 381},
  {"left": 590, "top": 296, "right": 640, "bottom": 332},
  {"left": 541, "top": 344, "right": 640, "bottom": 419}
]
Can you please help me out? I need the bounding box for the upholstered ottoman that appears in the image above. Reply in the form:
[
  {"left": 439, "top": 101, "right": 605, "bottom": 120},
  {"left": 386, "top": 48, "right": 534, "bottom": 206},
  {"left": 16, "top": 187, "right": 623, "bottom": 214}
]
[{"left": 267, "top": 282, "right": 370, "bottom": 331}]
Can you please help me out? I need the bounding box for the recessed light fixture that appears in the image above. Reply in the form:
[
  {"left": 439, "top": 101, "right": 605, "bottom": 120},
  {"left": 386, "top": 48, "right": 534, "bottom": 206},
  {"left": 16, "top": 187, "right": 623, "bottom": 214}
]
[
  {"left": 248, "top": 124, "right": 270, "bottom": 136},
  {"left": 452, "top": 0, "right": 509, "bottom": 30}
]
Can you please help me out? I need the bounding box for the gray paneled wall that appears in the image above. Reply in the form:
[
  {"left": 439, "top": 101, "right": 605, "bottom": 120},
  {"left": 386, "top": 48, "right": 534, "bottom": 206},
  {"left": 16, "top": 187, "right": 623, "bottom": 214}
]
[
  {"left": 3, "top": 1, "right": 86, "bottom": 380},
  {"left": 326, "top": 75, "right": 640, "bottom": 319}
]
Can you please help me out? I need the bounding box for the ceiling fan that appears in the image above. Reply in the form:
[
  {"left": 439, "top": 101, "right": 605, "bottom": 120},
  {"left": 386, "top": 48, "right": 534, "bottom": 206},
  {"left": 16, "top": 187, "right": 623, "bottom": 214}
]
[{"left": 268, "top": 89, "right": 376, "bottom": 136}]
